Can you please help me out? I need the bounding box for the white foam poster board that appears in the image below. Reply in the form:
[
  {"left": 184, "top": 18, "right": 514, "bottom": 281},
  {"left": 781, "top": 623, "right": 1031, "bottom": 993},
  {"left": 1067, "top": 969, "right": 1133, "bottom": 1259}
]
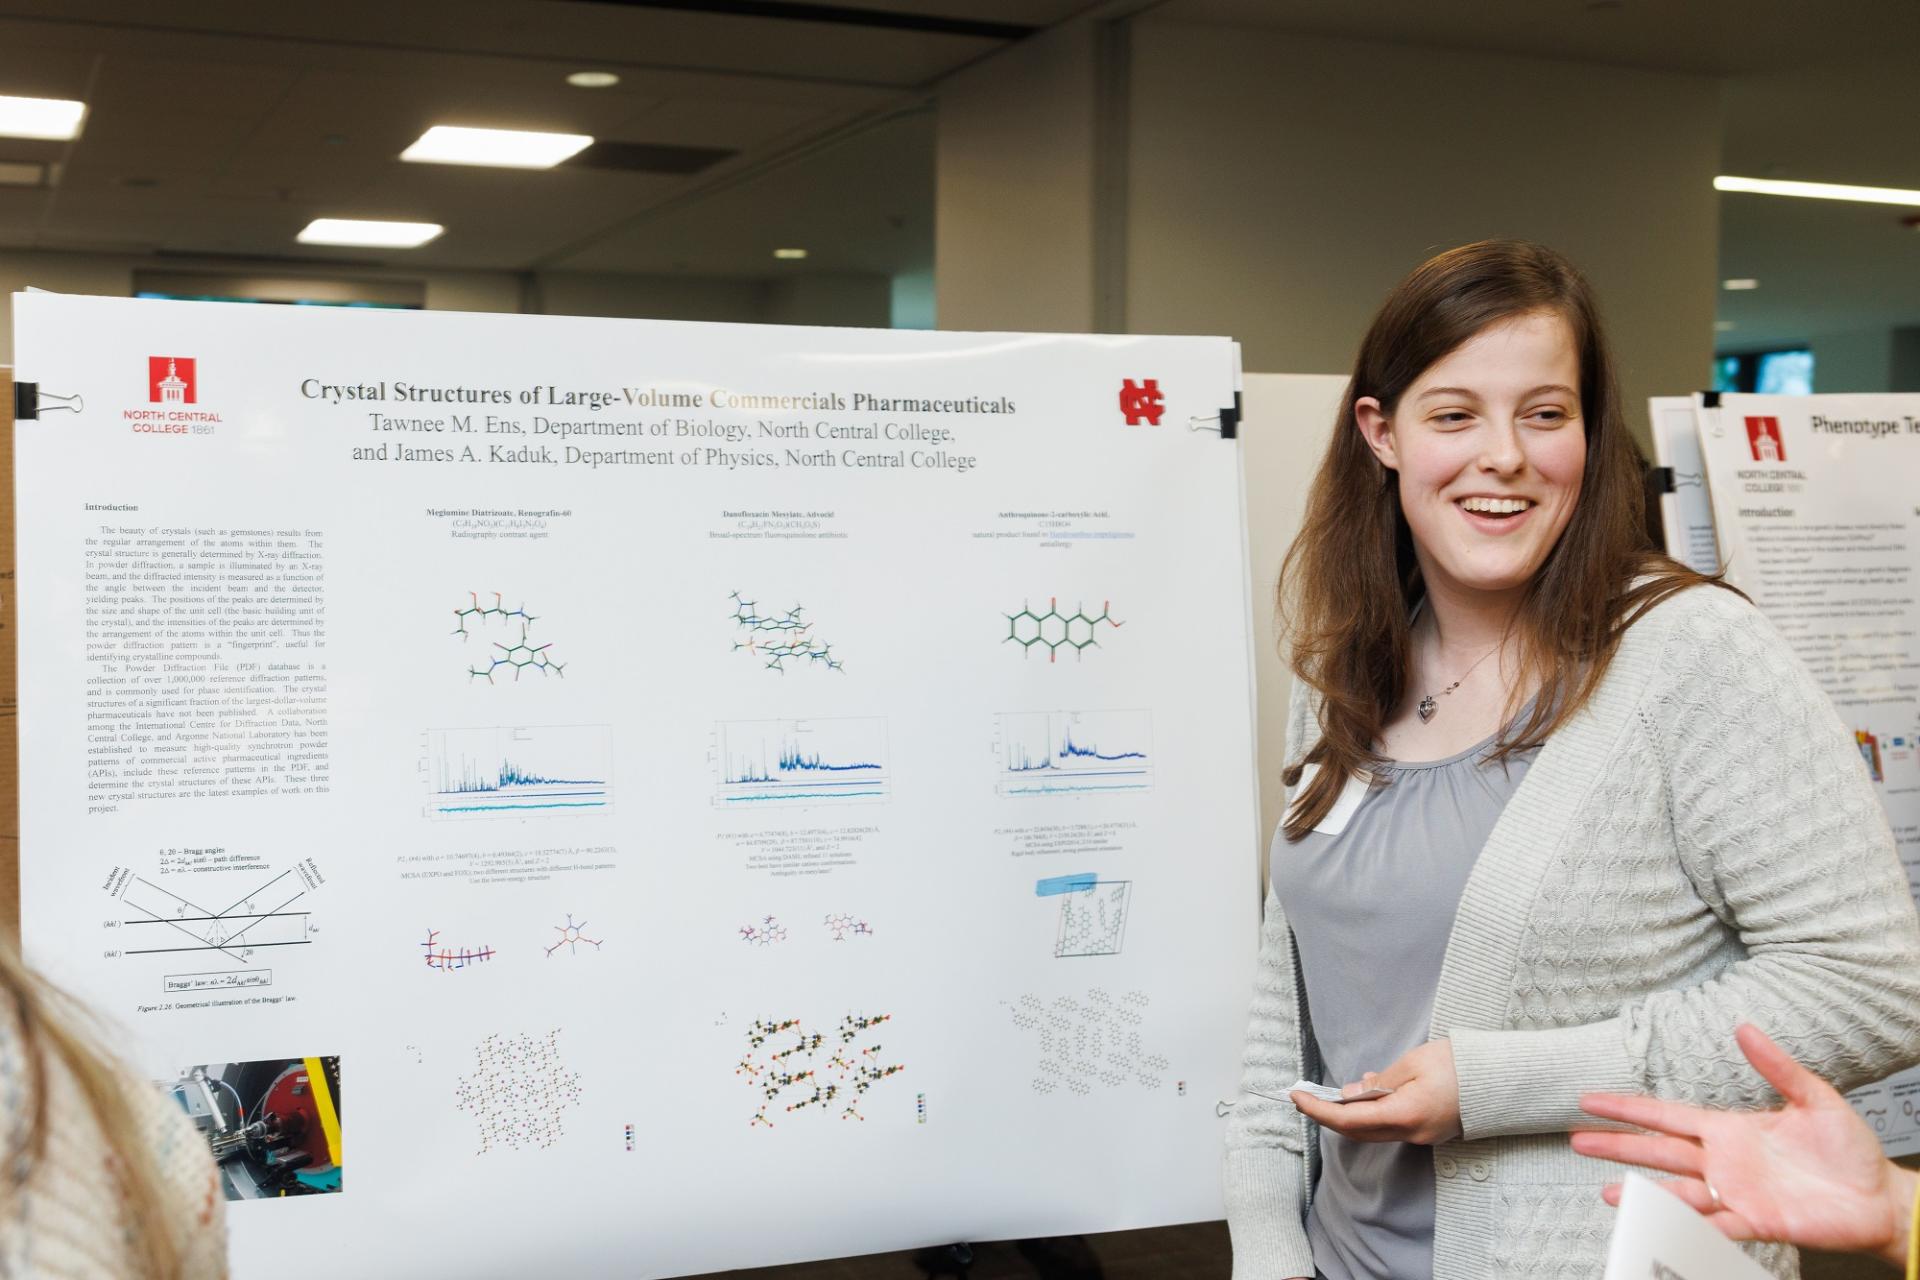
[
  {"left": 1646, "top": 394, "right": 1719, "bottom": 573},
  {"left": 10, "top": 294, "right": 1263, "bottom": 1276},
  {"left": 1696, "top": 392, "right": 1920, "bottom": 1157}
]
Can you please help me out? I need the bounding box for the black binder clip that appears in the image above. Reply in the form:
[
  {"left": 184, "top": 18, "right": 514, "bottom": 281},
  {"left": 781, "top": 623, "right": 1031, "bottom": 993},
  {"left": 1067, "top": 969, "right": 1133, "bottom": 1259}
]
[
  {"left": 12, "top": 382, "right": 83, "bottom": 420},
  {"left": 1187, "top": 393, "right": 1242, "bottom": 438},
  {"left": 1650, "top": 466, "right": 1677, "bottom": 495}
]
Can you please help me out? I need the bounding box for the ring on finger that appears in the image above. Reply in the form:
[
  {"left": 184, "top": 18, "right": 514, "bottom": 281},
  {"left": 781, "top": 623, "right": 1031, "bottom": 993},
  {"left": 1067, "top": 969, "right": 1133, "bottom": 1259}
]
[{"left": 1704, "top": 1178, "right": 1723, "bottom": 1212}]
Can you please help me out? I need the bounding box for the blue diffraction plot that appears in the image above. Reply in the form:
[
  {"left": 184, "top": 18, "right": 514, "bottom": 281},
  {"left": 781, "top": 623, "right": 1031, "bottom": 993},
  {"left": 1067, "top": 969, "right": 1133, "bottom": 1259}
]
[
  {"left": 996, "top": 710, "right": 1153, "bottom": 797},
  {"left": 714, "top": 718, "right": 889, "bottom": 807},
  {"left": 426, "top": 724, "right": 613, "bottom": 819}
]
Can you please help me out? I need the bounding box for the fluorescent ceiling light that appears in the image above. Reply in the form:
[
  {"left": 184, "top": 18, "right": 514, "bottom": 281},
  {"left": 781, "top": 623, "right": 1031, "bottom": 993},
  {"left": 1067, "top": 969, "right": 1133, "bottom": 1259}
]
[
  {"left": 1721, "top": 278, "right": 1759, "bottom": 291},
  {"left": 401, "top": 125, "right": 592, "bottom": 169},
  {"left": 0, "top": 160, "right": 45, "bottom": 187},
  {"left": 773, "top": 248, "right": 808, "bottom": 260},
  {"left": 567, "top": 71, "right": 620, "bottom": 88},
  {"left": 1714, "top": 320, "right": 1737, "bottom": 332},
  {"left": 1715, "top": 175, "right": 1920, "bottom": 208},
  {"left": 298, "top": 218, "right": 444, "bottom": 248},
  {"left": 0, "top": 94, "right": 86, "bottom": 141}
]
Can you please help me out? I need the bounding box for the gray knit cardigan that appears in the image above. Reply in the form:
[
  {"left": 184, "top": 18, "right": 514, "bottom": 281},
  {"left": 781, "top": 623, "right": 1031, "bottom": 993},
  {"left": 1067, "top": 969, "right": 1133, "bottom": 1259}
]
[{"left": 1225, "top": 583, "right": 1920, "bottom": 1279}]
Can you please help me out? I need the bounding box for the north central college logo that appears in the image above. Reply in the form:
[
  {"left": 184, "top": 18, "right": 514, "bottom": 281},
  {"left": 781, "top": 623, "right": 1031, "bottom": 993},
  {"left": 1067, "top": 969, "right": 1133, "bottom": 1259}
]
[
  {"left": 148, "top": 356, "right": 196, "bottom": 404},
  {"left": 1118, "top": 378, "right": 1164, "bottom": 426},
  {"left": 1745, "top": 415, "right": 1785, "bottom": 463}
]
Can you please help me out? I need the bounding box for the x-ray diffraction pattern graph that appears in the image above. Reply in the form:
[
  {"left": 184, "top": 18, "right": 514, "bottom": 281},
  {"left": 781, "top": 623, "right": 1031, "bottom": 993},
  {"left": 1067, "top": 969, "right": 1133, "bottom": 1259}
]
[
  {"left": 424, "top": 724, "right": 612, "bottom": 819},
  {"left": 714, "top": 717, "right": 889, "bottom": 807},
  {"left": 995, "top": 710, "right": 1152, "bottom": 797}
]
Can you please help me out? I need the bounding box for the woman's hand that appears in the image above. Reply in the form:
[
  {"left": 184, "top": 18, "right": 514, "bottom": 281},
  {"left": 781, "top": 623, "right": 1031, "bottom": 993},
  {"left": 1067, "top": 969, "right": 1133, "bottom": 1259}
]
[
  {"left": 1289, "top": 1038, "right": 1462, "bottom": 1145},
  {"left": 1572, "top": 1023, "right": 1918, "bottom": 1268}
]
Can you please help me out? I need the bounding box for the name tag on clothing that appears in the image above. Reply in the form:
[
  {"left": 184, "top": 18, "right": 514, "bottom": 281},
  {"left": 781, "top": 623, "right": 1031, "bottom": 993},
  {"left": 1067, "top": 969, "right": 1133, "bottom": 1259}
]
[{"left": 1290, "top": 764, "right": 1370, "bottom": 837}]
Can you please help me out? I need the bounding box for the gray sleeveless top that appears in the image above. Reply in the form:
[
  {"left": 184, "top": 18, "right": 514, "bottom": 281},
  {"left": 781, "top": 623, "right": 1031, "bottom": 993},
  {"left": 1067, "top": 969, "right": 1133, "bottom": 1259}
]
[{"left": 1273, "top": 729, "right": 1539, "bottom": 1280}]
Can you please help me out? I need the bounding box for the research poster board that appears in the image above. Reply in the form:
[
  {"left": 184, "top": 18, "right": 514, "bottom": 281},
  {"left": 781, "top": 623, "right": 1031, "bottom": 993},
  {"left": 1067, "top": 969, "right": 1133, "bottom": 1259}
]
[
  {"left": 11, "top": 294, "right": 1264, "bottom": 1276},
  {"left": 1696, "top": 392, "right": 1920, "bottom": 1157},
  {"left": 1646, "top": 394, "right": 1720, "bottom": 575}
]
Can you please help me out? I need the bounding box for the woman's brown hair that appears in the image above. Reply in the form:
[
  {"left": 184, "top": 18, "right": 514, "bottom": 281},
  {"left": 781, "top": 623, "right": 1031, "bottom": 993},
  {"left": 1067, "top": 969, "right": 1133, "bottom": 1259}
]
[{"left": 1279, "top": 240, "right": 1726, "bottom": 840}]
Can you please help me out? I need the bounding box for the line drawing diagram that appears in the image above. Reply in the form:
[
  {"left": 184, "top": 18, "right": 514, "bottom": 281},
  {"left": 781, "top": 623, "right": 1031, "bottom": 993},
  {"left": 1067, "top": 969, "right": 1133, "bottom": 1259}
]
[
  {"left": 1004, "top": 989, "right": 1170, "bottom": 1095},
  {"left": 545, "top": 914, "right": 602, "bottom": 957},
  {"left": 996, "top": 710, "right": 1153, "bottom": 797},
  {"left": 739, "top": 915, "right": 789, "bottom": 946},
  {"left": 729, "top": 591, "right": 844, "bottom": 673},
  {"left": 714, "top": 717, "right": 889, "bottom": 807},
  {"left": 735, "top": 1014, "right": 904, "bottom": 1127},
  {"left": 824, "top": 912, "right": 873, "bottom": 942},
  {"left": 1003, "top": 597, "right": 1123, "bottom": 662},
  {"left": 424, "top": 724, "right": 612, "bottom": 818},
  {"left": 421, "top": 928, "right": 495, "bottom": 972},
  {"left": 453, "top": 1028, "right": 583, "bottom": 1154},
  {"left": 453, "top": 591, "right": 566, "bottom": 681},
  {"left": 109, "top": 865, "right": 318, "bottom": 974},
  {"left": 1054, "top": 881, "right": 1133, "bottom": 958}
]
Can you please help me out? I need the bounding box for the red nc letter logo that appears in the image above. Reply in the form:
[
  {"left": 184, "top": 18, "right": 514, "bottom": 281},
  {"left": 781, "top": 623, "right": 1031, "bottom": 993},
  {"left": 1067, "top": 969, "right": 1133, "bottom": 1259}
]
[{"left": 1119, "top": 378, "right": 1164, "bottom": 426}]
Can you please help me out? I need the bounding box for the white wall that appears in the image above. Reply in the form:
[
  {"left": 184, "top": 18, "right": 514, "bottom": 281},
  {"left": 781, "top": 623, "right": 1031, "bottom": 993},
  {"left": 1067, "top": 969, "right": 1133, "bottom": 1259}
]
[
  {"left": 1240, "top": 372, "right": 1346, "bottom": 866},
  {"left": 1125, "top": 20, "right": 1722, "bottom": 445},
  {"left": 933, "top": 17, "right": 1724, "bottom": 448},
  {"left": 935, "top": 21, "right": 1099, "bottom": 333}
]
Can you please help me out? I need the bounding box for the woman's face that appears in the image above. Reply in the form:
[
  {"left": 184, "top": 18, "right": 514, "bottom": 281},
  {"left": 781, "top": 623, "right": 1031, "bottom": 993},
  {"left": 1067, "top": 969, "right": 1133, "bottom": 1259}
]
[{"left": 1355, "top": 308, "right": 1587, "bottom": 604}]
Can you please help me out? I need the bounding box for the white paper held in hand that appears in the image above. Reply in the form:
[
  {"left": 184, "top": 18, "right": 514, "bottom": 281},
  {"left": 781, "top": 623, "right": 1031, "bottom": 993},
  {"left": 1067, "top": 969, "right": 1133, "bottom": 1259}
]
[
  {"left": 1285, "top": 1079, "right": 1393, "bottom": 1105},
  {"left": 1601, "top": 1173, "right": 1771, "bottom": 1280}
]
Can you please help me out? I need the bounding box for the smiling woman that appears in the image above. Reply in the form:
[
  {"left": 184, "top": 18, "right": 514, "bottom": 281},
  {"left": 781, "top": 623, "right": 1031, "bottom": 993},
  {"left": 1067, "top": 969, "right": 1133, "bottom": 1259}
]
[{"left": 1223, "top": 241, "right": 1920, "bottom": 1280}]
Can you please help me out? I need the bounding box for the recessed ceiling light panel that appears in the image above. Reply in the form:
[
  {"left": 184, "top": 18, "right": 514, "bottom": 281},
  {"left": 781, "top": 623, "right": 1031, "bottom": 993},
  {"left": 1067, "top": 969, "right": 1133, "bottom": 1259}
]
[
  {"left": 401, "top": 125, "right": 593, "bottom": 169},
  {"left": 773, "top": 248, "right": 808, "bottom": 260},
  {"left": 298, "top": 218, "right": 444, "bottom": 249},
  {"left": 0, "top": 160, "right": 46, "bottom": 187},
  {"left": 1721, "top": 278, "right": 1759, "bottom": 291},
  {"left": 1715, "top": 175, "right": 1920, "bottom": 208},
  {"left": 0, "top": 94, "right": 86, "bottom": 141},
  {"left": 567, "top": 71, "right": 620, "bottom": 89}
]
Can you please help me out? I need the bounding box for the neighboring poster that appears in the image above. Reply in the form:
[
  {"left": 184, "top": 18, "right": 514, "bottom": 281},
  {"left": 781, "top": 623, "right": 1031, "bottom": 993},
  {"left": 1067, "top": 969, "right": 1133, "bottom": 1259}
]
[
  {"left": 11, "top": 295, "right": 1262, "bottom": 1276},
  {"left": 1646, "top": 394, "right": 1719, "bottom": 573},
  {"left": 1697, "top": 392, "right": 1920, "bottom": 1157}
]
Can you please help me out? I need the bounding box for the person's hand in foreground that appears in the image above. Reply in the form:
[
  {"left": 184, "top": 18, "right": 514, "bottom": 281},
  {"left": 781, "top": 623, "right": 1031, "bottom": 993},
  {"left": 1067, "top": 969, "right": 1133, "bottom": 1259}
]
[
  {"left": 1288, "top": 1038, "right": 1462, "bottom": 1145},
  {"left": 1572, "top": 1023, "right": 1918, "bottom": 1269}
]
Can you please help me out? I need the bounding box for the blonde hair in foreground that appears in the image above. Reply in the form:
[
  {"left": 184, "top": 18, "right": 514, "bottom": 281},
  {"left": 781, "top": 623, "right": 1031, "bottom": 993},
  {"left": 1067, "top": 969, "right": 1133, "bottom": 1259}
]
[
  {"left": 0, "top": 936, "right": 181, "bottom": 1278},
  {"left": 1278, "top": 240, "right": 1731, "bottom": 840}
]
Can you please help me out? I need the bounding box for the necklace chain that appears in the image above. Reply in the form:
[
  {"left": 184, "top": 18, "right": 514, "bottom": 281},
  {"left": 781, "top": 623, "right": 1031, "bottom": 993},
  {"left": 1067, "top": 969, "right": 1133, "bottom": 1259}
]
[{"left": 1416, "top": 643, "right": 1502, "bottom": 724}]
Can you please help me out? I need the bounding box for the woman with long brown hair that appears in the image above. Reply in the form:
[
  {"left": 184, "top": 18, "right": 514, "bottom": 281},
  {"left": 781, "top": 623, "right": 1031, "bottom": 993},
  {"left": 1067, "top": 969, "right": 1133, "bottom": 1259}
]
[
  {"left": 1224, "top": 240, "right": 1920, "bottom": 1279},
  {"left": 0, "top": 935, "right": 226, "bottom": 1277}
]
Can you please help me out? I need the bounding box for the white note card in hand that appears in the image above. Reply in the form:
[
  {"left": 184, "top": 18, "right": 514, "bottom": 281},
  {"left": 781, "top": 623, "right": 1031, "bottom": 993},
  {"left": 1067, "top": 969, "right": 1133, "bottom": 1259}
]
[{"left": 1602, "top": 1174, "right": 1771, "bottom": 1280}]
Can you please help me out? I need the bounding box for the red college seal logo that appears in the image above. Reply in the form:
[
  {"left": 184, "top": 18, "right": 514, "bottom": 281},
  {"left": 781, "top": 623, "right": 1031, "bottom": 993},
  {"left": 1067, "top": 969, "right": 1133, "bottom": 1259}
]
[
  {"left": 1744, "top": 415, "right": 1784, "bottom": 463},
  {"left": 149, "top": 356, "right": 197, "bottom": 405}
]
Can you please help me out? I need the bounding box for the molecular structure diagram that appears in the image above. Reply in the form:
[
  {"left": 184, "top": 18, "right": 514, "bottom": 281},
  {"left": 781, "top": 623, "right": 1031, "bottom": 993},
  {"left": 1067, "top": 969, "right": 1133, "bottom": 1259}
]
[
  {"left": 1055, "top": 882, "right": 1132, "bottom": 958},
  {"left": 823, "top": 912, "right": 873, "bottom": 942},
  {"left": 736, "top": 1013, "right": 904, "bottom": 1127},
  {"left": 421, "top": 928, "right": 496, "bottom": 972},
  {"left": 453, "top": 590, "right": 535, "bottom": 638},
  {"left": 1004, "top": 598, "right": 1123, "bottom": 663},
  {"left": 739, "top": 915, "right": 790, "bottom": 946},
  {"left": 453, "top": 590, "right": 566, "bottom": 682},
  {"left": 453, "top": 1028, "right": 583, "bottom": 1154},
  {"left": 729, "top": 591, "right": 843, "bottom": 673},
  {"left": 545, "top": 914, "right": 602, "bottom": 958},
  {"left": 1005, "top": 988, "right": 1169, "bottom": 1096}
]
